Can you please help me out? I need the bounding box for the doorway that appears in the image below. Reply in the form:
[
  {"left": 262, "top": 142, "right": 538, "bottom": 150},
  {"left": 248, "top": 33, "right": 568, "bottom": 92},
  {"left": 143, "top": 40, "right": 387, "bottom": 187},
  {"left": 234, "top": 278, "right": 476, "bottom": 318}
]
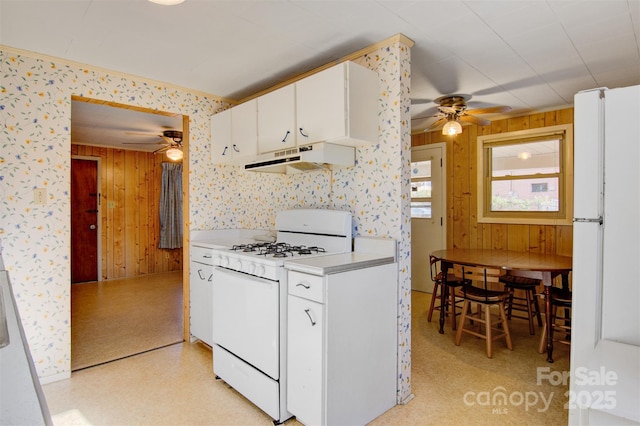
[
  {"left": 70, "top": 99, "right": 189, "bottom": 369},
  {"left": 411, "top": 143, "right": 446, "bottom": 292}
]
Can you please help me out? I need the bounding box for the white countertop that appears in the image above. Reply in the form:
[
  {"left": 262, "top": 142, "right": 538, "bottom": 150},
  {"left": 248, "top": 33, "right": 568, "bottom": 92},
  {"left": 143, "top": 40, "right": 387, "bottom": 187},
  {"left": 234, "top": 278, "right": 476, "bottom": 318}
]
[
  {"left": 190, "top": 229, "right": 274, "bottom": 249},
  {"left": 284, "top": 252, "right": 395, "bottom": 276}
]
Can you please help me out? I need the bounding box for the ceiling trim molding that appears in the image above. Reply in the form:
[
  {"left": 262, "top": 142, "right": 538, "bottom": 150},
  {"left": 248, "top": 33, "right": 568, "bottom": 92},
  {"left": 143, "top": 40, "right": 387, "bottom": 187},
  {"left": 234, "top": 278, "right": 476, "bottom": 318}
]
[
  {"left": 0, "top": 44, "right": 237, "bottom": 105},
  {"left": 238, "top": 33, "right": 414, "bottom": 103}
]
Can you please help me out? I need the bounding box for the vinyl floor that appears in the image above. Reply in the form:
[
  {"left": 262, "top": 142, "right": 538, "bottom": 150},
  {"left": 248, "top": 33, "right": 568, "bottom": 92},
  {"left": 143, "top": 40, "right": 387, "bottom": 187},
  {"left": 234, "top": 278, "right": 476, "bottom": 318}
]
[
  {"left": 46, "top": 284, "right": 571, "bottom": 425},
  {"left": 70, "top": 271, "right": 183, "bottom": 371}
]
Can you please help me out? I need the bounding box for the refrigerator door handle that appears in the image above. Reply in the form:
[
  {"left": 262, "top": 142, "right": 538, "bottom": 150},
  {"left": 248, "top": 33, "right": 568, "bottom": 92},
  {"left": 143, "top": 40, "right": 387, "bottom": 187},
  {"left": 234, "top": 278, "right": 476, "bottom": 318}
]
[{"left": 573, "top": 217, "right": 603, "bottom": 224}]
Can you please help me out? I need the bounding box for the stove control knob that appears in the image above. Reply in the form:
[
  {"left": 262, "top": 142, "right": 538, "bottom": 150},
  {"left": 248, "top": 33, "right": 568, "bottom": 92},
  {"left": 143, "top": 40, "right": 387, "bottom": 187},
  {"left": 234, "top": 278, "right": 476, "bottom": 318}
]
[
  {"left": 255, "top": 264, "right": 265, "bottom": 277},
  {"left": 233, "top": 259, "right": 243, "bottom": 270},
  {"left": 247, "top": 262, "right": 256, "bottom": 275},
  {"left": 220, "top": 256, "right": 229, "bottom": 267}
]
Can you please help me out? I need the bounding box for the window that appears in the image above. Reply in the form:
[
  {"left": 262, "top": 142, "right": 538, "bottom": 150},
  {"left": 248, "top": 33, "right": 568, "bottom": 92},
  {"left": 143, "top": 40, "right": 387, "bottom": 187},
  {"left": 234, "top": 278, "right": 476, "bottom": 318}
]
[
  {"left": 411, "top": 160, "right": 432, "bottom": 218},
  {"left": 477, "top": 124, "right": 573, "bottom": 225}
]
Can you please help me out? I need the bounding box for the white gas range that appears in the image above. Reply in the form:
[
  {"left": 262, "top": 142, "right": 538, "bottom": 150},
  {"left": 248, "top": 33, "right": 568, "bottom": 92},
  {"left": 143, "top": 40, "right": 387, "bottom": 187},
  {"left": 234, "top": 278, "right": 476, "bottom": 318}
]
[{"left": 209, "top": 209, "right": 353, "bottom": 424}]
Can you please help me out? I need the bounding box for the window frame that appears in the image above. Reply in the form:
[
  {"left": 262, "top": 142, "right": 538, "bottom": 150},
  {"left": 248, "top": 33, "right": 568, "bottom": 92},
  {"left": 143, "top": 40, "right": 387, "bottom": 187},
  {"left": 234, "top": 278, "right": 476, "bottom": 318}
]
[
  {"left": 410, "top": 159, "right": 433, "bottom": 219},
  {"left": 476, "top": 124, "right": 574, "bottom": 225}
]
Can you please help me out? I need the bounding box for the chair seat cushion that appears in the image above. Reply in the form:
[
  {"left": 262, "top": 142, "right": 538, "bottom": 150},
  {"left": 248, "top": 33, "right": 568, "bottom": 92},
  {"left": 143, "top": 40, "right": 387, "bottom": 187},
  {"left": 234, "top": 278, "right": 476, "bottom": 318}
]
[
  {"left": 463, "top": 285, "right": 510, "bottom": 303},
  {"left": 499, "top": 275, "right": 541, "bottom": 288}
]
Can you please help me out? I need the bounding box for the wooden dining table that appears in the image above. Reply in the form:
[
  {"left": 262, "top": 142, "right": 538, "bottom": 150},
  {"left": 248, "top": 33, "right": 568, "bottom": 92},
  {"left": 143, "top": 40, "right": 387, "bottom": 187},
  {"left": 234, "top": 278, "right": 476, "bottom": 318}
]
[{"left": 430, "top": 248, "right": 572, "bottom": 363}]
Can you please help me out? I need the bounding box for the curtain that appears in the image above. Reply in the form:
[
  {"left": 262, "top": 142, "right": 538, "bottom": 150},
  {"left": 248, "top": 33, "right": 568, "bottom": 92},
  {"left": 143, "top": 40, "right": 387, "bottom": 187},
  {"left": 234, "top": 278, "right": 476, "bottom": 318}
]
[{"left": 159, "top": 162, "right": 183, "bottom": 249}]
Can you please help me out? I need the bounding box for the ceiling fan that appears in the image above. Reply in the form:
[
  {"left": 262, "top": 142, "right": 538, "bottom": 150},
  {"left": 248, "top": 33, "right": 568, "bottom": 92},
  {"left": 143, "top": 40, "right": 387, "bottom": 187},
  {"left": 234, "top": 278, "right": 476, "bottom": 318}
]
[
  {"left": 124, "top": 129, "right": 183, "bottom": 160},
  {"left": 416, "top": 94, "right": 511, "bottom": 135}
]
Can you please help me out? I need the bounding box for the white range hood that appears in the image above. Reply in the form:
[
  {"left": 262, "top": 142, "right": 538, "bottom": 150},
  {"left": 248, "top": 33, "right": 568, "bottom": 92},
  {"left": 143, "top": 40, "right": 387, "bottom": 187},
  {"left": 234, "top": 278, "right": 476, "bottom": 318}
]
[{"left": 244, "top": 142, "right": 354, "bottom": 174}]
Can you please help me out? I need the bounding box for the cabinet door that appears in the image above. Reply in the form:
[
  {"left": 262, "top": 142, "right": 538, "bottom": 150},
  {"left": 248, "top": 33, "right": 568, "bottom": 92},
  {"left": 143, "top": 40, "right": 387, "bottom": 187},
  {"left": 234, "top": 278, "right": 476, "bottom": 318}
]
[
  {"left": 287, "top": 295, "right": 324, "bottom": 425},
  {"left": 210, "top": 108, "right": 232, "bottom": 164},
  {"left": 258, "top": 84, "right": 296, "bottom": 153},
  {"left": 189, "top": 262, "right": 213, "bottom": 346},
  {"left": 231, "top": 99, "right": 258, "bottom": 162},
  {"left": 296, "top": 63, "right": 346, "bottom": 144}
]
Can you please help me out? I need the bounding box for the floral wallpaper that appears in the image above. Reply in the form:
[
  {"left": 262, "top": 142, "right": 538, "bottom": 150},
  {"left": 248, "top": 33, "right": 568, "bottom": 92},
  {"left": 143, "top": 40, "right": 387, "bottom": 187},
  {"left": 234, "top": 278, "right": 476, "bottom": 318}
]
[{"left": 0, "top": 39, "right": 412, "bottom": 402}]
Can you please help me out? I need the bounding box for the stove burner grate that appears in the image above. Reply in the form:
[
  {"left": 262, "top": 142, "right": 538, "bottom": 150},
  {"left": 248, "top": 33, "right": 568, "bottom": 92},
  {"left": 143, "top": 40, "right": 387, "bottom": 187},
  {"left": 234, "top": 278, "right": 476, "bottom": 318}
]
[{"left": 245, "top": 243, "right": 328, "bottom": 258}]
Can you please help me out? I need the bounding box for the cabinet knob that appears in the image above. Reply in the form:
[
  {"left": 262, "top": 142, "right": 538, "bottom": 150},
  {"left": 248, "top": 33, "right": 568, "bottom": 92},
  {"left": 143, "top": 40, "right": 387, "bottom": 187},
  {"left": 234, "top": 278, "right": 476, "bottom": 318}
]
[
  {"left": 282, "top": 130, "right": 290, "bottom": 143},
  {"left": 299, "top": 128, "right": 309, "bottom": 138}
]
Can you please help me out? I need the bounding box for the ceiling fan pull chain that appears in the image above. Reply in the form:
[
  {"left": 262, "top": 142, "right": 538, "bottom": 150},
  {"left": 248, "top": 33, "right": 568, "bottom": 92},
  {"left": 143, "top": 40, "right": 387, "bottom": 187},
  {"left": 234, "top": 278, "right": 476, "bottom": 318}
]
[
  {"left": 282, "top": 130, "right": 290, "bottom": 143},
  {"left": 299, "top": 128, "right": 309, "bottom": 138}
]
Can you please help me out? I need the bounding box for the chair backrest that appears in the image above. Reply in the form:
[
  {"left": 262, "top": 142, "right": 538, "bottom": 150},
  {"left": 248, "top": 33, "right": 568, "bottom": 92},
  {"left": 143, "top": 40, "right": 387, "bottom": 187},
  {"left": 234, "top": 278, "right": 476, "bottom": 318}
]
[
  {"left": 453, "top": 264, "right": 504, "bottom": 284},
  {"left": 453, "top": 264, "right": 506, "bottom": 302},
  {"left": 429, "top": 255, "right": 439, "bottom": 282},
  {"left": 430, "top": 255, "right": 459, "bottom": 283},
  {"left": 429, "top": 254, "right": 441, "bottom": 283}
]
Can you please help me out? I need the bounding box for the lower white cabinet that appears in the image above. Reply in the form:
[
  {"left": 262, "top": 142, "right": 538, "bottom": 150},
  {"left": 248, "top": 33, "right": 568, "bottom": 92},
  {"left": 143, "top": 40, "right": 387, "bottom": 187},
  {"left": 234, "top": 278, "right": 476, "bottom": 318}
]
[
  {"left": 190, "top": 245, "right": 214, "bottom": 346},
  {"left": 287, "top": 264, "right": 397, "bottom": 426},
  {"left": 287, "top": 296, "right": 324, "bottom": 422}
]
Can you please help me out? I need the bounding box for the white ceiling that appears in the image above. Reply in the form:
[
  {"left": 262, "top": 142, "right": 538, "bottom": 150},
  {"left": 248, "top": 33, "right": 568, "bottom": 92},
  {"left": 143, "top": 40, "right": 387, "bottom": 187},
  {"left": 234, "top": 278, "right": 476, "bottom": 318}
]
[
  {"left": 71, "top": 101, "right": 183, "bottom": 151},
  {"left": 1, "top": 0, "right": 639, "bottom": 150}
]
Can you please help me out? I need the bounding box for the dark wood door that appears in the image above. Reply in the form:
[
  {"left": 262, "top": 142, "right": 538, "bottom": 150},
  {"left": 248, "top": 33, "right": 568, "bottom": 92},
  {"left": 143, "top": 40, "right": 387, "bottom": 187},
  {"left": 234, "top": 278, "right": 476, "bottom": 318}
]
[{"left": 71, "top": 159, "right": 99, "bottom": 283}]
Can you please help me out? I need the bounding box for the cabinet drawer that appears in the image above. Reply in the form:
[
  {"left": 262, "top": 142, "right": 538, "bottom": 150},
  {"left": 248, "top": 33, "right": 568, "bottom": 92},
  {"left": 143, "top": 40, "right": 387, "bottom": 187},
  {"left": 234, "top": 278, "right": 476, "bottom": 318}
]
[
  {"left": 191, "top": 245, "right": 214, "bottom": 265},
  {"left": 288, "top": 271, "right": 325, "bottom": 303}
]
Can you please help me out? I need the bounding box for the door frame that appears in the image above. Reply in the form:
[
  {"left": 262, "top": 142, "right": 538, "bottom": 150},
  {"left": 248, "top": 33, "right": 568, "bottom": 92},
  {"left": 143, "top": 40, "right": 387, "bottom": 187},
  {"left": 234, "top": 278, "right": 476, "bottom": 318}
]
[
  {"left": 71, "top": 155, "right": 102, "bottom": 282},
  {"left": 411, "top": 143, "right": 447, "bottom": 291}
]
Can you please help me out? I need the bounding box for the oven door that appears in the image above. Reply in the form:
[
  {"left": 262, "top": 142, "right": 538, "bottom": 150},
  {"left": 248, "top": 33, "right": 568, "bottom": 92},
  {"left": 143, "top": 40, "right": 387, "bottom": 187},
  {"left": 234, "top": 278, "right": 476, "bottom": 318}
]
[{"left": 211, "top": 266, "right": 280, "bottom": 380}]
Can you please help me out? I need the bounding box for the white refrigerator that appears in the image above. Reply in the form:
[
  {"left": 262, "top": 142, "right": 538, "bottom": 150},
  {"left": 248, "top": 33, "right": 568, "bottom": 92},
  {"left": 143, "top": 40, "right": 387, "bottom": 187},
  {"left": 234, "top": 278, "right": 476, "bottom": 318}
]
[{"left": 571, "top": 85, "right": 640, "bottom": 425}]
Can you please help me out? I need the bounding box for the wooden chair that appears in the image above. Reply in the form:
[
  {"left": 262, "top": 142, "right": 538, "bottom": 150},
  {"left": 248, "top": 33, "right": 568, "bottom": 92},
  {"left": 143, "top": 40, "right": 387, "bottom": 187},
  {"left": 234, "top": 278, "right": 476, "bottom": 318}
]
[
  {"left": 499, "top": 274, "right": 543, "bottom": 335},
  {"left": 427, "top": 255, "right": 466, "bottom": 330},
  {"left": 454, "top": 264, "right": 513, "bottom": 358},
  {"left": 538, "top": 287, "right": 572, "bottom": 354}
]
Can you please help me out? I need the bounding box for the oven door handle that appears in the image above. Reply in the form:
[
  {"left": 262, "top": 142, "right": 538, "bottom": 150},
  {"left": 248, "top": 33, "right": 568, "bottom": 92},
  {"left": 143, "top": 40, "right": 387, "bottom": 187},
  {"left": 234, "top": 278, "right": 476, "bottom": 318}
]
[{"left": 212, "top": 266, "right": 276, "bottom": 287}]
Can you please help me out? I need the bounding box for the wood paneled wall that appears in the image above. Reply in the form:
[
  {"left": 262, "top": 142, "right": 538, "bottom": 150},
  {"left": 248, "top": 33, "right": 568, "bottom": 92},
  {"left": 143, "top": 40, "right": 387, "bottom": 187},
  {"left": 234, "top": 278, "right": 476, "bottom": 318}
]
[
  {"left": 72, "top": 144, "right": 183, "bottom": 280},
  {"left": 412, "top": 108, "right": 574, "bottom": 260}
]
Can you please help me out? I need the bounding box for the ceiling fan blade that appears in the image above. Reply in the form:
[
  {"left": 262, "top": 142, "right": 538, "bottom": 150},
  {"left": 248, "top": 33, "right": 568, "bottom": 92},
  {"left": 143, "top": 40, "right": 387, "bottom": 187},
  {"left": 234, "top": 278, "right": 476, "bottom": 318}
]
[
  {"left": 410, "top": 98, "right": 434, "bottom": 105},
  {"left": 459, "top": 115, "right": 490, "bottom": 126},
  {"left": 122, "top": 141, "right": 166, "bottom": 145},
  {"left": 124, "top": 131, "right": 162, "bottom": 137},
  {"left": 466, "top": 105, "right": 512, "bottom": 115},
  {"left": 428, "top": 117, "right": 448, "bottom": 129},
  {"left": 153, "top": 145, "right": 171, "bottom": 154}
]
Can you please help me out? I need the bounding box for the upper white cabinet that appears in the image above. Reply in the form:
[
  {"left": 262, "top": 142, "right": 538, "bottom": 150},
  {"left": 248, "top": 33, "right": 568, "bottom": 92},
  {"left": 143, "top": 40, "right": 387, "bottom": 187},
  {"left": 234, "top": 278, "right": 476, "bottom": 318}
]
[
  {"left": 211, "top": 108, "right": 232, "bottom": 163},
  {"left": 211, "top": 99, "right": 258, "bottom": 164},
  {"left": 296, "top": 61, "right": 378, "bottom": 148},
  {"left": 257, "top": 84, "right": 297, "bottom": 154},
  {"left": 257, "top": 61, "right": 378, "bottom": 155},
  {"left": 215, "top": 61, "right": 379, "bottom": 159}
]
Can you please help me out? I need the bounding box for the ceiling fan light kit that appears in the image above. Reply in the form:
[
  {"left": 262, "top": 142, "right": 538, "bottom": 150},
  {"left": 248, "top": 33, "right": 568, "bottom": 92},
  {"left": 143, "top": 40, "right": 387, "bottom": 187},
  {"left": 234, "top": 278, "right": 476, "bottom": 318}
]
[
  {"left": 416, "top": 94, "right": 511, "bottom": 133},
  {"left": 442, "top": 119, "right": 462, "bottom": 136},
  {"left": 123, "top": 129, "right": 183, "bottom": 159},
  {"left": 165, "top": 147, "right": 183, "bottom": 161}
]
